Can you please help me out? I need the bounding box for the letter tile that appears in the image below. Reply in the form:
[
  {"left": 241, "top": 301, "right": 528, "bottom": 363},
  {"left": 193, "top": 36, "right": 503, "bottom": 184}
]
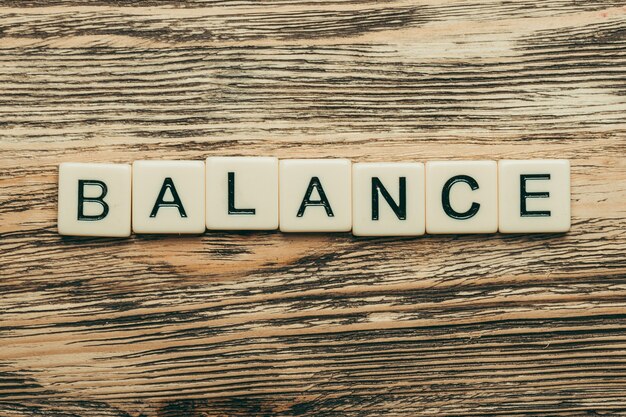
[
  {"left": 206, "top": 156, "right": 279, "bottom": 230},
  {"left": 498, "top": 160, "right": 570, "bottom": 233},
  {"left": 352, "top": 162, "right": 425, "bottom": 236},
  {"left": 279, "top": 159, "right": 351, "bottom": 232},
  {"left": 58, "top": 162, "right": 131, "bottom": 237},
  {"left": 426, "top": 161, "right": 498, "bottom": 234},
  {"left": 132, "top": 160, "right": 205, "bottom": 234}
]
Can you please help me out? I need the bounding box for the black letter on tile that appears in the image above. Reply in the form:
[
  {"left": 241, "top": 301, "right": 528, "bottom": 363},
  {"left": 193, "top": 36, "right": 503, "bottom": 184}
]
[
  {"left": 372, "top": 177, "right": 406, "bottom": 220},
  {"left": 441, "top": 175, "right": 480, "bottom": 220},
  {"left": 297, "top": 176, "right": 334, "bottom": 217},
  {"left": 228, "top": 172, "right": 256, "bottom": 215},
  {"left": 150, "top": 177, "right": 187, "bottom": 218},
  {"left": 77, "top": 180, "right": 109, "bottom": 221},
  {"left": 520, "top": 174, "right": 551, "bottom": 217}
]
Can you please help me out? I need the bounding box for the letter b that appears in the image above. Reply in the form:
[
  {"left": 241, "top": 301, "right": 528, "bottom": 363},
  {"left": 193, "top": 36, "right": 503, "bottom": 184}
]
[
  {"left": 77, "top": 179, "right": 109, "bottom": 221},
  {"left": 58, "top": 163, "right": 131, "bottom": 237}
]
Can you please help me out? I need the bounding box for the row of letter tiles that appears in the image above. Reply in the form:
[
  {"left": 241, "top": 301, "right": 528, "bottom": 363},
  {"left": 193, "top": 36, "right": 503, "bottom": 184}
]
[{"left": 57, "top": 158, "right": 571, "bottom": 237}]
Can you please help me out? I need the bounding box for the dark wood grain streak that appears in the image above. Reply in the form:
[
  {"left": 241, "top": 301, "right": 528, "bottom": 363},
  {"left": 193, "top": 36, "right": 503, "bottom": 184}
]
[{"left": 1, "top": 0, "right": 626, "bottom": 416}]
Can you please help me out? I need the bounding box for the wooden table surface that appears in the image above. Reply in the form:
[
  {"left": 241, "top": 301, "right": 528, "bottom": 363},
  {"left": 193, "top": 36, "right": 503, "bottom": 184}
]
[{"left": 1, "top": 1, "right": 626, "bottom": 416}]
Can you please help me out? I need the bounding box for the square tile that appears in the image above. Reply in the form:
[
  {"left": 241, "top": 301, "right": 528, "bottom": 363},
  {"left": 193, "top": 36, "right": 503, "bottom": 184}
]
[
  {"left": 426, "top": 161, "right": 498, "bottom": 234},
  {"left": 206, "top": 156, "right": 279, "bottom": 230},
  {"left": 58, "top": 162, "right": 131, "bottom": 237},
  {"left": 279, "top": 159, "right": 352, "bottom": 232},
  {"left": 352, "top": 162, "right": 425, "bottom": 236},
  {"left": 498, "top": 159, "right": 570, "bottom": 233},
  {"left": 132, "top": 160, "right": 205, "bottom": 234}
]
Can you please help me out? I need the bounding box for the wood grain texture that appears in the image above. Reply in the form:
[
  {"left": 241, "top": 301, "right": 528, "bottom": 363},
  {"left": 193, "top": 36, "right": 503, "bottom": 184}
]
[{"left": 1, "top": 0, "right": 625, "bottom": 415}]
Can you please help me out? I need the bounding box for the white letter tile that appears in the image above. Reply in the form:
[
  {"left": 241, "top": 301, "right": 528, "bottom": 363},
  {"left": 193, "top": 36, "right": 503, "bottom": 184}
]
[
  {"left": 280, "top": 159, "right": 352, "bottom": 232},
  {"left": 132, "top": 160, "right": 205, "bottom": 234},
  {"left": 352, "top": 162, "right": 425, "bottom": 236},
  {"left": 206, "top": 156, "right": 279, "bottom": 230},
  {"left": 498, "top": 160, "right": 570, "bottom": 233},
  {"left": 426, "top": 161, "right": 498, "bottom": 234},
  {"left": 58, "top": 163, "right": 131, "bottom": 237}
]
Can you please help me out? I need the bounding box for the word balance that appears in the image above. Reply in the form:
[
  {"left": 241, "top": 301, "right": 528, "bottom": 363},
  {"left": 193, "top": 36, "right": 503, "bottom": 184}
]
[{"left": 57, "top": 157, "right": 571, "bottom": 237}]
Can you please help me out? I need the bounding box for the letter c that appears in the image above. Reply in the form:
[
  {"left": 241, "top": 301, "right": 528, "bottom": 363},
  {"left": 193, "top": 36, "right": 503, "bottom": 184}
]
[{"left": 441, "top": 175, "right": 480, "bottom": 220}]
